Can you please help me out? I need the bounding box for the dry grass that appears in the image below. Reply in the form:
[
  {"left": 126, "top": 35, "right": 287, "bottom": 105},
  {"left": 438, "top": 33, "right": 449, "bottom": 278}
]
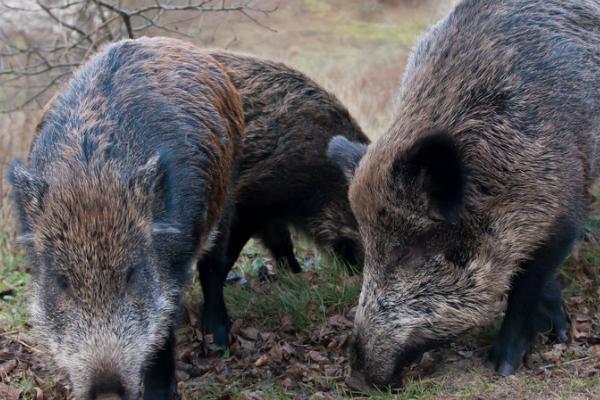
[{"left": 0, "top": 113, "right": 38, "bottom": 246}]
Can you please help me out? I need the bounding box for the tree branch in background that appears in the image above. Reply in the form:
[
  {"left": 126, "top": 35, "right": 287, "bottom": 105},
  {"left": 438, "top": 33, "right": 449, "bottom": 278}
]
[{"left": 0, "top": 0, "right": 278, "bottom": 113}]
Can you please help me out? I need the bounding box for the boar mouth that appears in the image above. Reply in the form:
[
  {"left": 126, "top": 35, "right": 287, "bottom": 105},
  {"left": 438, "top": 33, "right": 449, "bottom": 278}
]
[
  {"left": 353, "top": 340, "right": 439, "bottom": 392},
  {"left": 345, "top": 368, "right": 404, "bottom": 394},
  {"left": 389, "top": 339, "right": 445, "bottom": 387}
]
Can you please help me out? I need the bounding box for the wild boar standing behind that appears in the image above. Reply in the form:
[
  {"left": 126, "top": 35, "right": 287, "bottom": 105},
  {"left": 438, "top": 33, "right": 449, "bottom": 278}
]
[
  {"left": 8, "top": 37, "right": 244, "bottom": 400},
  {"left": 198, "top": 50, "right": 369, "bottom": 349},
  {"left": 328, "top": 0, "right": 600, "bottom": 390}
]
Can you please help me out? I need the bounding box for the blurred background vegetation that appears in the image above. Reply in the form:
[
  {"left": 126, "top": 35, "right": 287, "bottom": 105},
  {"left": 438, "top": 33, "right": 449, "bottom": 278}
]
[{"left": 0, "top": 0, "right": 455, "bottom": 241}]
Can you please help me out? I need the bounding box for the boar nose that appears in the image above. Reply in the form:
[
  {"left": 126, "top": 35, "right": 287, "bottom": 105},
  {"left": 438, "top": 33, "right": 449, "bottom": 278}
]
[
  {"left": 90, "top": 373, "right": 126, "bottom": 400},
  {"left": 345, "top": 368, "right": 371, "bottom": 393},
  {"left": 96, "top": 395, "right": 123, "bottom": 400},
  {"left": 348, "top": 332, "right": 367, "bottom": 370}
]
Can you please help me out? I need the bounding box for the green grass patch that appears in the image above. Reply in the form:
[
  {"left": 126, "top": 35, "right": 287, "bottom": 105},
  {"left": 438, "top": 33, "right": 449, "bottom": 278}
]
[
  {"left": 333, "top": 377, "right": 446, "bottom": 400},
  {"left": 303, "top": 0, "right": 333, "bottom": 16},
  {"left": 0, "top": 231, "right": 30, "bottom": 331},
  {"left": 190, "top": 382, "right": 296, "bottom": 400},
  {"left": 335, "top": 19, "right": 427, "bottom": 47},
  {"left": 225, "top": 256, "right": 361, "bottom": 333}
]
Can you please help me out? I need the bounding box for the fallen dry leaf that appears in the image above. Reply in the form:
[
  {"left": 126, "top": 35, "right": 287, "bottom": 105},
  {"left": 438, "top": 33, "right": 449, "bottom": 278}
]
[
  {"left": 574, "top": 321, "right": 592, "bottom": 340},
  {"left": 269, "top": 345, "right": 283, "bottom": 362},
  {"left": 308, "top": 350, "right": 329, "bottom": 365},
  {"left": 254, "top": 355, "right": 269, "bottom": 368},
  {"left": 241, "top": 390, "right": 264, "bottom": 400},
  {"left": 309, "top": 391, "right": 335, "bottom": 400},
  {"left": 282, "top": 377, "right": 294, "bottom": 389},
  {"left": 239, "top": 327, "right": 260, "bottom": 341},
  {"left": 300, "top": 272, "right": 316, "bottom": 281},
  {"left": 542, "top": 344, "right": 567, "bottom": 363},
  {"left": 0, "top": 359, "right": 18, "bottom": 380},
  {"left": 230, "top": 319, "right": 243, "bottom": 336},
  {"left": 280, "top": 316, "right": 295, "bottom": 333},
  {"left": 327, "top": 314, "right": 353, "bottom": 329},
  {"left": 236, "top": 336, "right": 255, "bottom": 352},
  {"left": 281, "top": 342, "right": 295, "bottom": 360},
  {"left": 575, "top": 314, "right": 592, "bottom": 322},
  {"left": 0, "top": 382, "right": 22, "bottom": 400}
]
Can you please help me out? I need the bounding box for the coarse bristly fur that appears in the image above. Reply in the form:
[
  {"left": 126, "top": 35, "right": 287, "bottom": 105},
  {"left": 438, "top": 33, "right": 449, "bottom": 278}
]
[
  {"left": 209, "top": 50, "right": 369, "bottom": 266},
  {"left": 328, "top": 0, "right": 600, "bottom": 390},
  {"left": 7, "top": 37, "right": 244, "bottom": 400},
  {"left": 197, "top": 50, "right": 370, "bottom": 349}
]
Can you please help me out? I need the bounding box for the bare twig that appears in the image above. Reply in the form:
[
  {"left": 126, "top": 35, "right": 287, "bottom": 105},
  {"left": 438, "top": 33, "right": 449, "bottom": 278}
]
[
  {"left": 0, "top": 71, "right": 72, "bottom": 113},
  {"left": 0, "top": 0, "right": 278, "bottom": 112},
  {"left": 538, "top": 355, "right": 596, "bottom": 370},
  {"left": 36, "top": 0, "right": 91, "bottom": 42},
  {"left": 14, "top": 335, "right": 43, "bottom": 353},
  {"left": 93, "top": 0, "right": 135, "bottom": 38}
]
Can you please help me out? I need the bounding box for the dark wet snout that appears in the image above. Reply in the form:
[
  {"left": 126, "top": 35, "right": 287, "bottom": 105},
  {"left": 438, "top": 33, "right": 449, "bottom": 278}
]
[
  {"left": 345, "top": 368, "right": 371, "bottom": 393},
  {"left": 90, "top": 373, "right": 126, "bottom": 400},
  {"left": 346, "top": 332, "right": 376, "bottom": 393},
  {"left": 346, "top": 331, "right": 427, "bottom": 392}
]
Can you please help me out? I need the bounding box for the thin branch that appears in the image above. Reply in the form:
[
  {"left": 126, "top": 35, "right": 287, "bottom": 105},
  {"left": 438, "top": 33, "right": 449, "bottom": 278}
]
[
  {"left": 93, "top": 0, "right": 135, "bottom": 38},
  {"left": 0, "top": 0, "right": 85, "bottom": 12},
  {"left": 0, "top": 71, "right": 71, "bottom": 113},
  {"left": 538, "top": 356, "right": 596, "bottom": 370},
  {"left": 0, "top": 0, "right": 279, "bottom": 111},
  {"left": 36, "top": 0, "right": 91, "bottom": 41}
]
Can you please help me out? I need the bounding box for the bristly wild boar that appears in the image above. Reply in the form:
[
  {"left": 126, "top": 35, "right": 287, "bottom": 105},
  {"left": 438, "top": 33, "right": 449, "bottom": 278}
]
[
  {"left": 198, "top": 50, "right": 369, "bottom": 349},
  {"left": 8, "top": 37, "right": 244, "bottom": 399},
  {"left": 210, "top": 50, "right": 370, "bottom": 269},
  {"left": 328, "top": 0, "right": 600, "bottom": 390}
]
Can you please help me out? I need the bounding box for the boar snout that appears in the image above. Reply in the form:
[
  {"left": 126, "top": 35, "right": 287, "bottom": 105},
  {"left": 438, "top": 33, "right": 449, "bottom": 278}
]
[{"left": 89, "top": 373, "right": 127, "bottom": 400}]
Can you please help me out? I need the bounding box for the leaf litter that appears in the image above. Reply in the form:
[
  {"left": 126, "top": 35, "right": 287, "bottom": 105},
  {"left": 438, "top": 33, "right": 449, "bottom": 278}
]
[{"left": 0, "top": 250, "right": 598, "bottom": 399}]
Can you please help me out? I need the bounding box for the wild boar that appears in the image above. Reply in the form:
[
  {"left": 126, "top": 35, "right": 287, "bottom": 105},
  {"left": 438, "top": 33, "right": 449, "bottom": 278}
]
[
  {"left": 198, "top": 50, "right": 369, "bottom": 349},
  {"left": 328, "top": 0, "right": 600, "bottom": 389},
  {"left": 8, "top": 37, "right": 244, "bottom": 399}
]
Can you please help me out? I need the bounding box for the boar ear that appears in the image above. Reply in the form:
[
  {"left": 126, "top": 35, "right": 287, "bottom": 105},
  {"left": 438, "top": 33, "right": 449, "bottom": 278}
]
[
  {"left": 327, "top": 135, "right": 368, "bottom": 181},
  {"left": 401, "top": 130, "right": 465, "bottom": 224},
  {"left": 131, "top": 151, "right": 180, "bottom": 235},
  {"left": 7, "top": 160, "right": 48, "bottom": 238}
]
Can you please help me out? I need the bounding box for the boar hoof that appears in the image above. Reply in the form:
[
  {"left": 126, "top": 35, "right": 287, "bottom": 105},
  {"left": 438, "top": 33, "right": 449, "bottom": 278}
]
[
  {"left": 203, "top": 325, "right": 231, "bottom": 353},
  {"left": 496, "top": 360, "right": 517, "bottom": 377},
  {"left": 345, "top": 369, "right": 372, "bottom": 393},
  {"left": 489, "top": 339, "right": 528, "bottom": 377}
]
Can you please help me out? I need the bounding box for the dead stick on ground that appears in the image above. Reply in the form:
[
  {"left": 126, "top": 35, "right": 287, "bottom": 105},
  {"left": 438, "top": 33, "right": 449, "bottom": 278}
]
[
  {"left": 14, "top": 336, "right": 42, "bottom": 353},
  {"left": 539, "top": 355, "right": 596, "bottom": 370}
]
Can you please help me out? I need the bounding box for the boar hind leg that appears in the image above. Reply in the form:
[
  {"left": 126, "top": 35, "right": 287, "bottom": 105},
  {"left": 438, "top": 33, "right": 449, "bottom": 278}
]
[
  {"left": 490, "top": 218, "right": 580, "bottom": 376},
  {"left": 534, "top": 276, "right": 570, "bottom": 343},
  {"left": 144, "top": 329, "right": 178, "bottom": 400},
  {"left": 257, "top": 221, "right": 302, "bottom": 273}
]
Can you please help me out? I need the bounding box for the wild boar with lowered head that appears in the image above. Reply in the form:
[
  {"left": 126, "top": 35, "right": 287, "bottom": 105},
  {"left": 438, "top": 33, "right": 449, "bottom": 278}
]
[
  {"left": 197, "top": 50, "right": 369, "bottom": 350},
  {"left": 8, "top": 37, "right": 244, "bottom": 399},
  {"left": 328, "top": 0, "right": 600, "bottom": 390}
]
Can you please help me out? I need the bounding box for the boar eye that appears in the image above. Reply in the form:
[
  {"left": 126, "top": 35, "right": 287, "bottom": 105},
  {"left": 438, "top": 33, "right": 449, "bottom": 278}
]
[
  {"left": 56, "top": 274, "right": 70, "bottom": 291},
  {"left": 392, "top": 246, "right": 413, "bottom": 261},
  {"left": 392, "top": 245, "right": 422, "bottom": 263}
]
